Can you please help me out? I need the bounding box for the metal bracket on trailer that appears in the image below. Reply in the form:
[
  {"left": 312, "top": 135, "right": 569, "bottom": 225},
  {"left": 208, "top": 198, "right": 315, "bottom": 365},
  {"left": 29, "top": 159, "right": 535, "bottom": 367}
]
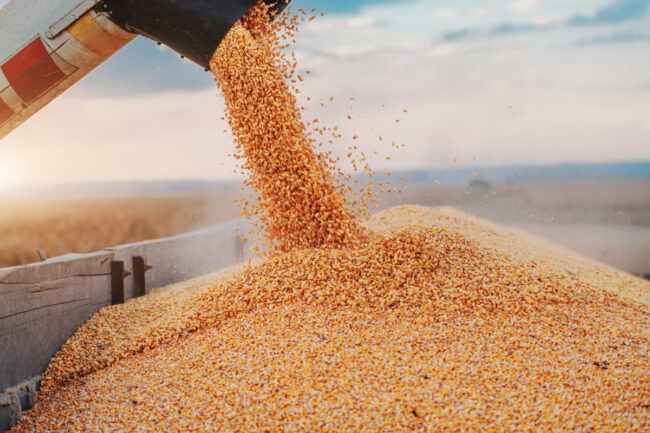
[
  {"left": 0, "top": 377, "right": 41, "bottom": 429},
  {"left": 111, "top": 257, "right": 152, "bottom": 304},
  {"left": 132, "top": 256, "right": 153, "bottom": 298},
  {"left": 110, "top": 260, "right": 130, "bottom": 305}
]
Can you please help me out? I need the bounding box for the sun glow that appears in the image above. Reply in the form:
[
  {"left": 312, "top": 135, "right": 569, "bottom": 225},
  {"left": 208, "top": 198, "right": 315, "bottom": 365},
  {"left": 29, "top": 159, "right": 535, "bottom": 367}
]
[{"left": 0, "top": 155, "right": 18, "bottom": 192}]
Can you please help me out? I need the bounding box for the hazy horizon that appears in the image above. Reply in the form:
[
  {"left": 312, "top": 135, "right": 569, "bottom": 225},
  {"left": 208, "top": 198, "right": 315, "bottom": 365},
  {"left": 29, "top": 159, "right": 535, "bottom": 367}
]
[{"left": 1, "top": 159, "right": 648, "bottom": 199}]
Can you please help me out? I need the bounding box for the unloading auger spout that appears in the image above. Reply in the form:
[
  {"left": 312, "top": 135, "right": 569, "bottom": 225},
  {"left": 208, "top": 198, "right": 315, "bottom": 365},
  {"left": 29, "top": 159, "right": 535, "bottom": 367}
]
[{"left": 0, "top": 0, "right": 289, "bottom": 140}]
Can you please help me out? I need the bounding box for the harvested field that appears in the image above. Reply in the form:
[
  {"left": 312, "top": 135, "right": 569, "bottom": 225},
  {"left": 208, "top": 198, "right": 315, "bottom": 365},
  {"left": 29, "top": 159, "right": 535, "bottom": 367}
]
[
  {"left": 0, "top": 193, "right": 239, "bottom": 268},
  {"left": 1, "top": 179, "right": 648, "bottom": 277},
  {"left": 13, "top": 206, "right": 650, "bottom": 433}
]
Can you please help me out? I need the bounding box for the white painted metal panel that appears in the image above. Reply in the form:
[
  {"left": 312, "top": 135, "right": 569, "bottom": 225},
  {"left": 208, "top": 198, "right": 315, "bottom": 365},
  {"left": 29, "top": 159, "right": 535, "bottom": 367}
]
[{"left": 0, "top": 0, "right": 100, "bottom": 61}]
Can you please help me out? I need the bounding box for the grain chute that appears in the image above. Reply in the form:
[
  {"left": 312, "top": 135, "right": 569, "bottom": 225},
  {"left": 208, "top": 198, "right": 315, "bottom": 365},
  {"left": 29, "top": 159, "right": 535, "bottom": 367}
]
[{"left": 0, "top": 0, "right": 289, "bottom": 140}]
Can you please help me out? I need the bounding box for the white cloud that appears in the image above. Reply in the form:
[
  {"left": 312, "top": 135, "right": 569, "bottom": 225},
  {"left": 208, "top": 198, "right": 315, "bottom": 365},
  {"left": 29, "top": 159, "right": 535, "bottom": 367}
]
[
  {"left": 315, "top": 40, "right": 424, "bottom": 58},
  {"left": 510, "top": 0, "right": 541, "bottom": 13},
  {"left": 425, "top": 43, "right": 464, "bottom": 57},
  {"left": 433, "top": 9, "right": 460, "bottom": 20},
  {"left": 531, "top": 15, "right": 566, "bottom": 26},
  {"left": 321, "top": 44, "right": 383, "bottom": 57},
  {"left": 347, "top": 16, "right": 379, "bottom": 27},
  {"left": 471, "top": 8, "right": 491, "bottom": 18},
  {"left": 304, "top": 16, "right": 379, "bottom": 32}
]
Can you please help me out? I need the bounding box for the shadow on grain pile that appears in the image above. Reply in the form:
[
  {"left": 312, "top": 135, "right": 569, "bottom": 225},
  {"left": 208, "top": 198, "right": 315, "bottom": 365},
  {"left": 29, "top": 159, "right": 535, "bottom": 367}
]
[{"left": 12, "top": 206, "right": 649, "bottom": 432}]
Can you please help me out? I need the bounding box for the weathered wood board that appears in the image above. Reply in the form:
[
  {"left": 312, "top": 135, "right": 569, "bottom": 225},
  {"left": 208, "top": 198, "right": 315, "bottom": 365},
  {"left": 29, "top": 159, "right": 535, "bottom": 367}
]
[
  {"left": 0, "top": 252, "right": 113, "bottom": 393},
  {"left": 0, "top": 220, "right": 249, "bottom": 431},
  {"left": 108, "top": 220, "right": 248, "bottom": 299}
]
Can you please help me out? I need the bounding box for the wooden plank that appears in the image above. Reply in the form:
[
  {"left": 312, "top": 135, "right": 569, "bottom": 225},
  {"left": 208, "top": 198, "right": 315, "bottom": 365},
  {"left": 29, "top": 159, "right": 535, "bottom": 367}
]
[
  {"left": 0, "top": 219, "right": 252, "bottom": 432},
  {"left": 108, "top": 219, "right": 250, "bottom": 295},
  {"left": 1, "top": 252, "right": 113, "bottom": 432},
  {"left": 0, "top": 251, "right": 113, "bottom": 393}
]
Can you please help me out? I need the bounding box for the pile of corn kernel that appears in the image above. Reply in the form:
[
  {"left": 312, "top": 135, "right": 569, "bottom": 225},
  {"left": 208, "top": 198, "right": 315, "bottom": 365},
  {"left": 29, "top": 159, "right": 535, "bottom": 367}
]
[
  {"left": 12, "top": 2, "right": 650, "bottom": 431},
  {"left": 13, "top": 206, "right": 650, "bottom": 432}
]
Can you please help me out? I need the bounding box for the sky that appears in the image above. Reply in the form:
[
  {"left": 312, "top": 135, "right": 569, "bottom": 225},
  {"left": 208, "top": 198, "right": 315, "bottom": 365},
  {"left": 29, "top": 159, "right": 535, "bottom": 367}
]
[{"left": 0, "top": 0, "right": 649, "bottom": 190}]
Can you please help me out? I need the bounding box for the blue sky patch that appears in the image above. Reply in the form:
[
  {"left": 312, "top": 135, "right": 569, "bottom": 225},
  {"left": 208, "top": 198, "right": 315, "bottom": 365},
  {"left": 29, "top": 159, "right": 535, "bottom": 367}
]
[{"left": 570, "top": 0, "right": 649, "bottom": 25}]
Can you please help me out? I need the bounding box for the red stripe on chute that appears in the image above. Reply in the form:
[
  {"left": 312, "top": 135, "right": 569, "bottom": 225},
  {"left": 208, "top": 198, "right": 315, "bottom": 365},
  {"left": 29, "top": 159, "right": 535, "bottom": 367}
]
[{"left": 1, "top": 38, "right": 66, "bottom": 104}]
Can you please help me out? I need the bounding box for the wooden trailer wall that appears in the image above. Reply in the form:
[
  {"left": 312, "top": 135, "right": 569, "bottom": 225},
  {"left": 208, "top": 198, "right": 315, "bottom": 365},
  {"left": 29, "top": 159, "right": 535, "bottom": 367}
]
[{"left": 0, "top": 220, "right": 250, "bottom": 431}]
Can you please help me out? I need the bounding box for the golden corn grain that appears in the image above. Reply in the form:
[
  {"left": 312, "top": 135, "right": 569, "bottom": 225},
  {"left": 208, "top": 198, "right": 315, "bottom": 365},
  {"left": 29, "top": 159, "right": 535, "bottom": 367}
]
[
  {"left": 209, "top": 4, "right": 365, "bottom": 254},
  {"left": 11, "top": 2, "right": 650, "bottom": 432},
  {"left": 16, "top": 206, "right": 650, "bottom": 433}
]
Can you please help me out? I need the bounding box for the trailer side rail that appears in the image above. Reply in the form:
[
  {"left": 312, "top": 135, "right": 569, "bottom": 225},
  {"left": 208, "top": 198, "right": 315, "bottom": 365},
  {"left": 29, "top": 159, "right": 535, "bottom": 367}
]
[{"left": 0, "top": 219, "right": 250, "bottom": 431}]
